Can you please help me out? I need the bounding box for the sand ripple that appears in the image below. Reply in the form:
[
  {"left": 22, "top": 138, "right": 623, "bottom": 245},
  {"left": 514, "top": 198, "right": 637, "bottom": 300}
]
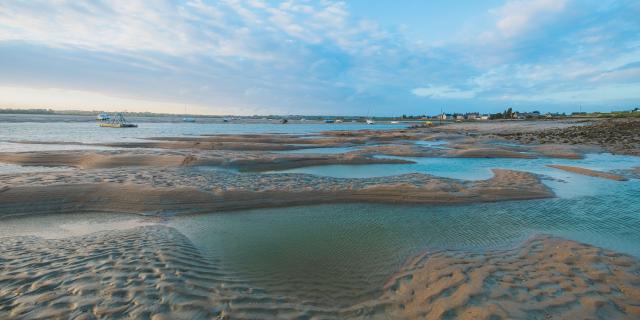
[
  {"left": 0, "top": 226, "right": 229, "bottom": 319},
  {"left": 2, "top": 227, "right": 639, "bottom": 319},
  {"left": 371, "top": 235, "right": 640, "bottom": 319}
]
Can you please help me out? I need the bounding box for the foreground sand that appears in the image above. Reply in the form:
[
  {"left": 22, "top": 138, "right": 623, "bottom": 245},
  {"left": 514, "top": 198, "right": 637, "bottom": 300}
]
[
  {"left": 372, "top": 235, "right": 640, "bottom": 319},
  {"left": 1, "top": 226, "right": 639, "bottom": 319}
]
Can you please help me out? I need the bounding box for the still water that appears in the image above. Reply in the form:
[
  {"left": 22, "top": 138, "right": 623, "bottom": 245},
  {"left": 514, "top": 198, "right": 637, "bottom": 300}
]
[{"left": 0, "top": 119, "right": 405, "bottom": 151}]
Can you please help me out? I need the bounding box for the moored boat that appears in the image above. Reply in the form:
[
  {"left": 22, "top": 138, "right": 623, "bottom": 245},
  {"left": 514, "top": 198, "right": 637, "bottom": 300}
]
[{"left": 99, "top": 113, "right": 137, "bottom": 128}]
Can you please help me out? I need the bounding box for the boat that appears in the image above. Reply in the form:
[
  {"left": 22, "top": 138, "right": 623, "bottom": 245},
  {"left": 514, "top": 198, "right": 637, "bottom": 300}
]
[
  {"left": 281, "top": 119, "right": 288, "bottom": 124},
  {"left": 99, "top": 113, "right": 137, "bottom": 128},
  {"left": 324, "top": 119, "right": 335, "bottom": 123},
  {"left": 96, "top": 113, "right": 110, "bottom": 121},
  {"left": 335, "top": 119, "right": 343, "bottom": 123},
  {"left": 182, "top": 105, "right": 195, "bottom": 122},
  {"left": 366, "top": 119, "right": 375, "bottom": 125},
  {"left": 390, "top": 121, "right": 399, "bottom": 124}
]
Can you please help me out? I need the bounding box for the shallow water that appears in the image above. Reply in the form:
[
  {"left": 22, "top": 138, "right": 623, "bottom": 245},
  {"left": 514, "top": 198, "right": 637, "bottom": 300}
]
[
  {"left": 3, "top": 183, "right": 639, "bottom": 309},
  {"left": 277, "top": 153, "right": 639, "bottom": 180},
  {"left": 0, "top": 163, "right": 74, "bottom": 174},
  {"left": 0, "top": 119, "right": 405, "bottom": 149},
  {"left": 167, "top": 174, "right": 639, "bottom": 306}
]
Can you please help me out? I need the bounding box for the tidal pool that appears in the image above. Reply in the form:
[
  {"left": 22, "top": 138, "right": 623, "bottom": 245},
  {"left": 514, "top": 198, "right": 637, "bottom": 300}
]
[
  {"left": 272, "top": 153, "right": 639, "bottom": 197},
  {"left": 167, "top": 170, "right": 640, "bottom": 307}
]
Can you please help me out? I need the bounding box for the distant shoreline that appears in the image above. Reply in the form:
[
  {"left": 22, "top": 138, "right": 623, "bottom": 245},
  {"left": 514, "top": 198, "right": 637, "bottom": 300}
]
[{"left": 2, "top": 108, "right": 638, "bottom": 121}]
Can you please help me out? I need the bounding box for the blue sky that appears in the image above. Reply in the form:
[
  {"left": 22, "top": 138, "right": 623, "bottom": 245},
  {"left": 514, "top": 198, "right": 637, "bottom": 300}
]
[{"left": 0, "top": 0, "right": 639, "bottom": 115}]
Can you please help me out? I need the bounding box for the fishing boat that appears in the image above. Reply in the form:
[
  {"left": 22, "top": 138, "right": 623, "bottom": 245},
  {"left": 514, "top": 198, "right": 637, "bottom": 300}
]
[
  {"left": 99, "top": 113, "right": 137, "bottom": 128},
  {"left": 366, "top": 119, "right": 375, "bottom": 125}
]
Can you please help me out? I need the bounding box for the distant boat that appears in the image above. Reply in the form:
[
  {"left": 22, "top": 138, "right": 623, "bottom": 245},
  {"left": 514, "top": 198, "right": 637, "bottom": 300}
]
[
  {"left": 281, "top": 119, "right": 288, "bottom": 124},
  {"left": 222, "top": 118, "right": 231, "bottom": 123},
  {"left": 324, "top": 119, "right": 335, "bottom": 123},
  {"left": 96, "top": 113, "right": 110, "bottom": 121},
  {"left": 335, "top": 119, "right": 343, "bottom": 123},
  {"left": 390, "top": 121, "right": 399, "bottom": 124},
  {"left": 366, "top": 119, "right": 375, "bottom": 125},
  {"left": 182, "top": 105, "right": 195, "bottom": 122},
  {"left": 99, "top": 113, "right": 137, "bottom": 128}
]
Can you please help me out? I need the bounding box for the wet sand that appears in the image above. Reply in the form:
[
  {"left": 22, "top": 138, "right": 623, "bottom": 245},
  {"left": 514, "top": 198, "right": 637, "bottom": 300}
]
[
  {"left": 0, "top": 168, "right": 552, "bottom": 217},
  {"left": 1, "top": 227, "right": 639, "bottom": 319},
  {"left": 373, "top": 235, "right": 640, "bottom": 319},
  {"left": 0, "top": 150, "right": 412, "bottom": 171},
  {"left": 547, "top": 165, "right": 629, "bottom": 181}
]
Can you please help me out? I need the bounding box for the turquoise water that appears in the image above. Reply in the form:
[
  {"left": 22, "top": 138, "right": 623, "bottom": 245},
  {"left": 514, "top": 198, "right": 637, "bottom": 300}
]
[{"left": 275, "top": 153, "right": 639, "bottom": 180}]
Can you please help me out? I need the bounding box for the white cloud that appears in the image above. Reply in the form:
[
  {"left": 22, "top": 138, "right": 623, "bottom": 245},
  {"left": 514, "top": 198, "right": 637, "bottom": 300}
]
[
  {"left": 491, "top": 0, "right": 568, "bottom": 38},
  {"left": 411, "top": 86, "right": 477, "bottom": 99}
]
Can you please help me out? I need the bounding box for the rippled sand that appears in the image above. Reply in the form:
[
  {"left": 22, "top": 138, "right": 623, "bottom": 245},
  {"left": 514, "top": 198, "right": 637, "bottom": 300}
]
[
  {"left": 374, "top": 235, "right": 640, "bottom": 319},
  {"left": 1, "top": 226, "right": 639, "bottom": 319}
]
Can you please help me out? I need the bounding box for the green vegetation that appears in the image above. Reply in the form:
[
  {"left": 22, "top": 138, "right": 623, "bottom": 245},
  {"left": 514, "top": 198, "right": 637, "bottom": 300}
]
[
  {"left": 489, "top": 107, "right": 515, "bottom": 120},
  {"left": 595, "top": 109, "right": 640, "bottom": 118}
]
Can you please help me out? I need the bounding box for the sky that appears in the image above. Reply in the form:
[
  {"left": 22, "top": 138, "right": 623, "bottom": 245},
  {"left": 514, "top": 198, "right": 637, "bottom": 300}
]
[{"left": 0, "top": 0, "right": 639, "bottom": 116}]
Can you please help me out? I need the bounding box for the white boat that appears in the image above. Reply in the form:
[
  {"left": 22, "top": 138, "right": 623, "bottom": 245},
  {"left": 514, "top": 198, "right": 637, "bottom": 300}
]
[
  {"left": 366, "top": 119, "right": 375, "bottom": 124},
  {"left": 182, "top": 105, "right": 195, "bottom": 122},
  {"left": 96, "top": 113, "right": 110, "bottom": 121},
  {"left": 390, "top": 121, "right": 399, "bottom": 124}
]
